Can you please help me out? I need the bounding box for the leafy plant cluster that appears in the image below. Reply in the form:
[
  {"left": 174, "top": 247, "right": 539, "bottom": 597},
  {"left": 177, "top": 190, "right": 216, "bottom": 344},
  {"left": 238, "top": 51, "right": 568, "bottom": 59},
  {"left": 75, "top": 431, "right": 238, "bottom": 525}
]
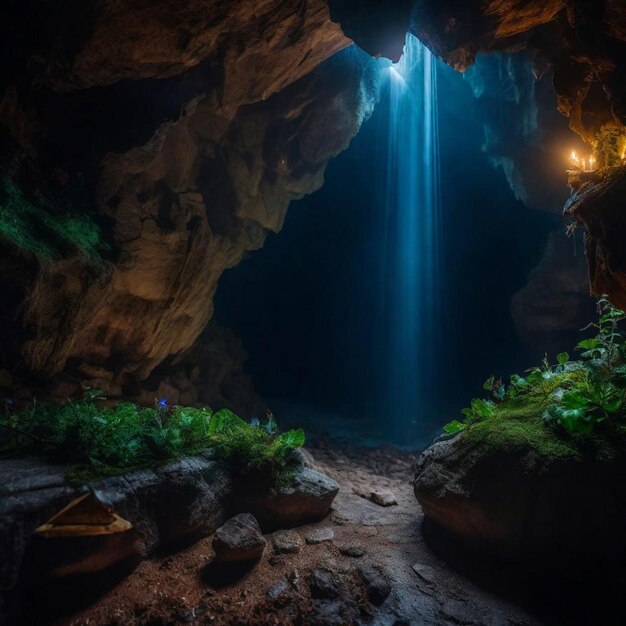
[
  {"left": 0, "top": 177, "right": 108, "bottom": 264},
  {"left": 0, "top": 390, "right": 304, "bottom": 482},
  {"left": 594, "top": 125, "right": 626, "bottom": 168},
  {"left": 444, "top": 297, "right": 626, "bottom": 442}
]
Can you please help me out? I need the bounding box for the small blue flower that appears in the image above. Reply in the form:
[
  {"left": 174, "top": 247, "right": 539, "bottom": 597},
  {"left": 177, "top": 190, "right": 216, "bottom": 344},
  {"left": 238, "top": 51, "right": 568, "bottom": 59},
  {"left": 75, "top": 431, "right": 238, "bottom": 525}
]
[
  {"left": 4, "top": 399, "right": 14, "bottom": 405},
  {"left": 157, "top": 398, "right": 168, "bottom": 409},
  {"left": 250, "top": 417, "right": 260, "bottom": 428}
]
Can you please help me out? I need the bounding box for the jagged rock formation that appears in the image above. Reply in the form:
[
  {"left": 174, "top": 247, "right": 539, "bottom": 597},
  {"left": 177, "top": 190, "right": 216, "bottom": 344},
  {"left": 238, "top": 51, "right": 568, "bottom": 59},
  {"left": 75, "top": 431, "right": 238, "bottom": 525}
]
[
  {"left": 511, "top": 230, "right": 596, "bottom": 352},
  {"left": 408, "top": 0, "right": 626, "bottom": 307},
  {"left": 0, "top": 2, "right": 381, "bottom": 407},
  {"left": 0, "top": 449, "right": 338, "bottom": 622},
  {"left": 565, "top": 169, "right": 626, "bottom": 310}
]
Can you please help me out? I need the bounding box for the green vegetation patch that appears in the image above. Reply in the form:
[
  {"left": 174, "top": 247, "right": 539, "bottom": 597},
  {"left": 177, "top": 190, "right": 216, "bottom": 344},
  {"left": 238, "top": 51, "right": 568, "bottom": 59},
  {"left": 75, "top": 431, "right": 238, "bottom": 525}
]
[
  {"left": 0, "top": 390, "right": 305, "bottom": 482},
  {"left": 0, "top": 177, "right": 108, "bottom": 264},
  {"left": 444, "top": 297, "right": 626, "bottom": 461}
]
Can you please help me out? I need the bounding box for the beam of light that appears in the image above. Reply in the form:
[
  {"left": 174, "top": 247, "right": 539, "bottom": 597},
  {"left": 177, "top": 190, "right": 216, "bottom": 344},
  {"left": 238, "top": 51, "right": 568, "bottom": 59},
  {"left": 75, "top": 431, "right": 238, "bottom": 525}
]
[
  {"left": 379, "top": 33, "right": 441, "bottom": 440},
  {"left": 389, "top": 66, "right": 405, "bottom": 83}
]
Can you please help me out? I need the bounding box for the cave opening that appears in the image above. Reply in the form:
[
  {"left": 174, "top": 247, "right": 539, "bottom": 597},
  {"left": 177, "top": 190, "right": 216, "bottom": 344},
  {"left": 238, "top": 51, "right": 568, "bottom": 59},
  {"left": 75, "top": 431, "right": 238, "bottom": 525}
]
[
  {"left": 214, "top": 40, "right": 582, "bottom": 448},
  {"left": 2, "top": 2, "right": 626, "bottom": 624}
]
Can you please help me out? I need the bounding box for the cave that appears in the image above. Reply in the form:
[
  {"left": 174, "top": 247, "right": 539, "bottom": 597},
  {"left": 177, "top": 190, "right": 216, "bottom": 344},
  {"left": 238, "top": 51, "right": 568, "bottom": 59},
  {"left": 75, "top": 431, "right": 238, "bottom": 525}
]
[{"left": 1, "top": 1, "right": 626, "bottom": 625}]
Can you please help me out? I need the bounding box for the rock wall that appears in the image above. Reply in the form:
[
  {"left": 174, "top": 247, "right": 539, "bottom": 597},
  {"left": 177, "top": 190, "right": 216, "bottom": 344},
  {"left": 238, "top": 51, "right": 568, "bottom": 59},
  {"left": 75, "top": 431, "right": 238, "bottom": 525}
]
[
  {"left": 408, "top": 0, "right": 626, "bottom": 307},
  {"left": 0, "top": 2, "right": 380, "bottom": 408}
]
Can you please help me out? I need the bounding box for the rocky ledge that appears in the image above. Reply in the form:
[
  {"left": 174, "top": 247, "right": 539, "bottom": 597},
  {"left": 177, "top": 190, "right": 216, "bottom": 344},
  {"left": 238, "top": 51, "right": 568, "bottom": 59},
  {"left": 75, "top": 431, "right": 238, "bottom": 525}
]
[
  {"left": 0, "top": 450, "right": 338, "bottom": 623},
  {"left": 413, "top": 432, "right": 626, "bottom": 570}
]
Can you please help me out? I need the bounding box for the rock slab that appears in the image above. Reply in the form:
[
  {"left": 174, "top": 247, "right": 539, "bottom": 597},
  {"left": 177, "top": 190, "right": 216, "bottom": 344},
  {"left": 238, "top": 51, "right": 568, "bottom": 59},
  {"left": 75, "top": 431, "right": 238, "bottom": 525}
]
[{"left": 212, "top": 513, "right": 266, "bottom": 563}]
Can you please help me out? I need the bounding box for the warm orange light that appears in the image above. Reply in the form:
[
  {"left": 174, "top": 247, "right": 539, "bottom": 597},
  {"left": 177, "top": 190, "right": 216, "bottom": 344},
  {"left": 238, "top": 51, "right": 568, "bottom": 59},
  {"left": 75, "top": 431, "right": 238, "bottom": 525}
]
[{"left": 569, "top": 150, "right": 596, "bottom": 171}]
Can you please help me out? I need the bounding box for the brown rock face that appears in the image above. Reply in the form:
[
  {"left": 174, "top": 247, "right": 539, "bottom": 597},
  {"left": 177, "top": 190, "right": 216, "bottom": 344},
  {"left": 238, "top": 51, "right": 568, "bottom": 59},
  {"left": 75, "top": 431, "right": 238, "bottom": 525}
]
[
  {"left": 511, "top": 231, "right": 595, "bottom": 353},
  {"left": 0, "top": 3, "right": 379, "bottom": 403},
  {"left": 410, "top": 0, "right": 626, "bottom": 141},
  {"left": 565, "top": 170, "right": 626, "bottom": 310}
]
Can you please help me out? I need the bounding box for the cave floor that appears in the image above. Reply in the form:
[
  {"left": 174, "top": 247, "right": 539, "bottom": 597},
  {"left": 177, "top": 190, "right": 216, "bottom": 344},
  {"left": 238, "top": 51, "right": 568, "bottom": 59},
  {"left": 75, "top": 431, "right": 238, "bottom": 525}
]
[{"left": 52, "top": 446, "right": 538, "bottom": 626}]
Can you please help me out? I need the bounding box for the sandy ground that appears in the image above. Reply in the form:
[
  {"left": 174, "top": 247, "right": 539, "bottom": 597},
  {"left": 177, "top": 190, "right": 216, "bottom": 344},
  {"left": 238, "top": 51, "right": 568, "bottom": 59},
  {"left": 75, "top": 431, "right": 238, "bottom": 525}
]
[{"left": 41, "top": 445, "right": 538, "bottom": 626}]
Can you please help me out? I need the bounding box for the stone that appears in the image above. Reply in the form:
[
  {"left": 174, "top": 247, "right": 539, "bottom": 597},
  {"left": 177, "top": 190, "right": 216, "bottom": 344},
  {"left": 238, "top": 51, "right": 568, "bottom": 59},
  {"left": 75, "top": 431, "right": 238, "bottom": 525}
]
[
  {"left": 272, "top": 530, "right": 302, "bottom": 554},
  {"left": 412, "top": 562, "right": 436, "bottom": 586},
  {"left": 369, "top": 489, "right": 398, "bottom": 507},
  {"left": 359, "top": 564, "right": 391, "bottom": 606},
  {"left": 305, "top": 527, "right": 334, "bottom": 545},
  {"left": 414, "top": 431, "right": 626, "bottom": 567},
  {"left": 238, "top": 468, "right": 339, "bottom": 531},
  {"left": 212, "top": 513, "right": 266, "bottom": 563},
  {"left": 0, "top": 453, "right": 232, "bottom": 619},
  {"left": 309, "top": 568, "right": 341, "bottom": 600},
  {"left": 339, "top": 544, "right": 365, "bottom": 558},
  {"left": 267, "top": 579, "right": 291, "bottom": 605}
]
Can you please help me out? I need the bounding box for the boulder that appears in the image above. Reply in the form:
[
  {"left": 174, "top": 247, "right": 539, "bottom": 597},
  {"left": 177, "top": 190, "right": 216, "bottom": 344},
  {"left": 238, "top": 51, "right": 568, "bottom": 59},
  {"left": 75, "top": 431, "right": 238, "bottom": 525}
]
[
  {"left": 212, "top": 513, "right": 266, "bottom": 563},
  {"left": 238, "top": 468, "right": 339, "bottom": 531},
  {"left": 413, "top": 432, "right": 626, "bottom": 567}
]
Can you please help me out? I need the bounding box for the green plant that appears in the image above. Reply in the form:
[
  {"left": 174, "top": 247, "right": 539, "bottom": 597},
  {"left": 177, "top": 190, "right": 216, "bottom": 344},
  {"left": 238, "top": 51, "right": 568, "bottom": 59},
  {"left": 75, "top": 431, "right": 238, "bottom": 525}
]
[
  {"left": 208, "top": 409, "right": 305, "bottom": 479},
  {"left": 0, "top": 177, "right": 108, "bottom": 264},
  {"left": 442, "top": 297, "right": 626, "bottom": 444},
  {"left": 0, "top": 394, "right": 304, "bottom": 482}
]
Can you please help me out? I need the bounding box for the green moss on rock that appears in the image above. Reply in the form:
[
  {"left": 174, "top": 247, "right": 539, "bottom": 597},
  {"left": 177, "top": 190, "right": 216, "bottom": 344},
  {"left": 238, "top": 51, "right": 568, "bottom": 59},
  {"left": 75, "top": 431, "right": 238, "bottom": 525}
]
[{"left": 0, "top": 177, "right": 108, "bottom": 264}]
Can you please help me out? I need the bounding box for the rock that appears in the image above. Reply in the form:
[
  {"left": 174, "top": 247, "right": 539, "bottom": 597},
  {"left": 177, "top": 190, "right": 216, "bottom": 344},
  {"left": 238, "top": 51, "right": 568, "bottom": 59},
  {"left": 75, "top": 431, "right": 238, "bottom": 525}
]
[
  {"left": 272, "top": 530, "right": 302, "bottom": 554},
  {"left": 309, "top": 568, "right": 341, "bottom": 600},
  {"left": 0, "top": 453, "right": 231, "bottom": 620},
  {"left": 0, "top": 16, "right": 375, "bottom": 405},
  {"left": 369, "top": 489, "right": 398, "bottom": 507},
  {"left": 305, "top": 527, "right": 334, "bottom": 545},
  {"left": 566, "top": 171, "right": 626, "bottom": 311},
  {"left": 339, "top": 544, "right": 365, "bottom": 558},
  {"left": 359, "top": 564, "right": 391, "bottom": 606},
  {"left": 267, "top": 579, "right": 291, "bottom": 605},
  {"left": 32, "top": 492, "right": 138, "bottom": 579},
  {"left": 212, "top": 513, "right": 266, "bottom": 563},
  {"left": 238, "top": 468, "right": 339, "bottom": 531},
  {"left": 412, "top": 562, "right": 436, "bottom": 586},
  {"left": 414, "top": 431, "right": 626, "bottom": 568}
]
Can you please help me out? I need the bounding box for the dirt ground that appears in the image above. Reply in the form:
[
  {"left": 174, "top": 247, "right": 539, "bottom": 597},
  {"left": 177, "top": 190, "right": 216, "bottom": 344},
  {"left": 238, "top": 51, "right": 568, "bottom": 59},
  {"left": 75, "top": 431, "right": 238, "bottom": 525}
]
[{"left": 42, "top": 444, "right": 538, "bottom": 626}]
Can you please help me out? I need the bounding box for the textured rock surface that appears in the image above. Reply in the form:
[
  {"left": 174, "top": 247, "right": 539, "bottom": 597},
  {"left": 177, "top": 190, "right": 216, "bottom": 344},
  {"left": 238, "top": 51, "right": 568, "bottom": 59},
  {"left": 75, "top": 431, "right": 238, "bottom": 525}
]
[
  {"left": 413, "top": 432, "right": 626, "bottom": 564},
  {"left": 565, "top": 170, "right": 626, "bottom": 310},
  {"left": 0, "top": 3, "right": 380, "bottom": 407},
  {"left": 238, "top": 467, "right": 340, "bottom": 531},
  {"left": 43, "top": 446, "right": 545, "bottom": 625},
  {"left": 405, "top": 0, "right": 626, "bottom": 308},
  {"left": 511, "top": 230, "right": 596, "bottom": 352},
  {"left": 272, "top": 530, "right": 303, "bottom": 554},
  {"left": 212, "top": 513, "right": 266, "bottom": 563},
  {"left": 0, "top": 450, "right": 340, "bottom": 622},
  {"left": 0, "top": 453, "right": 231, "bottom": 621}
]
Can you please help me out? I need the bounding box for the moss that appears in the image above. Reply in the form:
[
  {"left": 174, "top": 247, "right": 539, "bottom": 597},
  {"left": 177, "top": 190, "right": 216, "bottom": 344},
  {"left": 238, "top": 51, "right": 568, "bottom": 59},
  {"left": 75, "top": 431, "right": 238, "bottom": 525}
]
[
  {"left": 463, "top": 370, "right": 620, "bottom": 461},
  {"left": 0, "top": 177, "right": 108, "bottom": 264},
  {"left": 465, "top": 396, "right": 582, "bottom": 461}
]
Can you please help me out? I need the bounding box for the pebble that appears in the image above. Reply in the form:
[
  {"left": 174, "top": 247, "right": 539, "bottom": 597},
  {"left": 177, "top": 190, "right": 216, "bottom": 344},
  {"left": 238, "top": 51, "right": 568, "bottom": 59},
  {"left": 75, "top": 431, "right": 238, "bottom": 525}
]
[
  {"left": 370, "top": 489, "right": 398, "bottom": 507},
  {"left": 339, "top": 544, "right": 365, "bottom": 558},
  {"left": 267, "top": 579, "right": 291, "bottom": 604},
  {"left": 305, "top": 527, "right": 334, "bottom": 544},
  {"left": 412, "top": 562, "right": 436, "bottom": 585},
  {"left": 359, "top": 564, "right": 391, "bottom": 606},
  {"left": 272, "top": 530, "right": 303, "bottom": 554}
]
